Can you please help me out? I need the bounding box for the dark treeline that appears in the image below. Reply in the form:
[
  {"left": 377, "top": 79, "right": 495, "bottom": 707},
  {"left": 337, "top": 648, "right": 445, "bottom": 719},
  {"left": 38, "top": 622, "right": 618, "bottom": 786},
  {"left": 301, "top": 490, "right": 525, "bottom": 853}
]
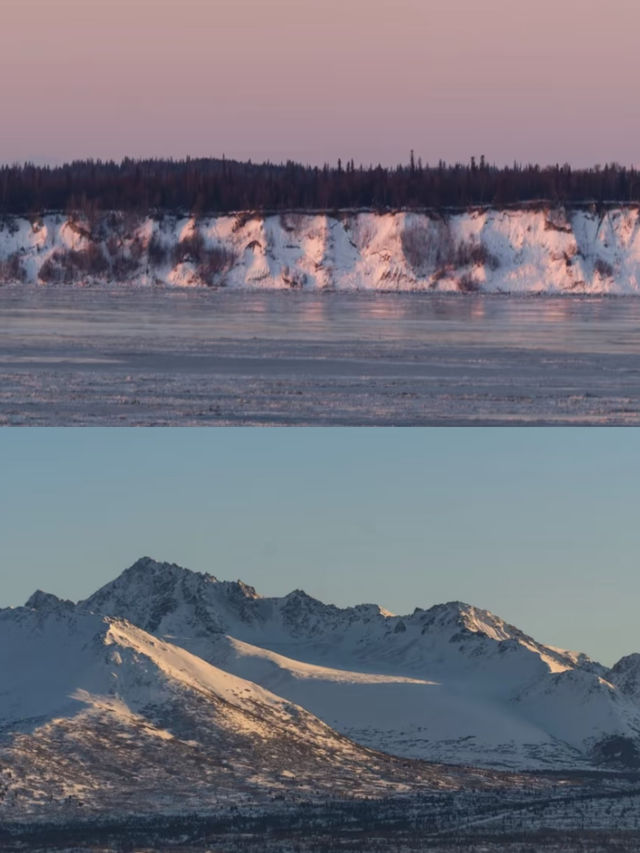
[{"left": 2, "top": 155, "right": 640, "bottom": 215}]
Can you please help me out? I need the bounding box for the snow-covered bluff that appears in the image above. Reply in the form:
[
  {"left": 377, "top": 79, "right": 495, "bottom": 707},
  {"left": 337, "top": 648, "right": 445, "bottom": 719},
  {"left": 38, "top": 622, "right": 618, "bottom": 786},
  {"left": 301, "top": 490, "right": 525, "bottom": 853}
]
[
  {"left": 20, "top": 557, "right": 640, "bottom": 771},
  {"left": 4, "top": 206, "right": 640, "bottom": 292}
]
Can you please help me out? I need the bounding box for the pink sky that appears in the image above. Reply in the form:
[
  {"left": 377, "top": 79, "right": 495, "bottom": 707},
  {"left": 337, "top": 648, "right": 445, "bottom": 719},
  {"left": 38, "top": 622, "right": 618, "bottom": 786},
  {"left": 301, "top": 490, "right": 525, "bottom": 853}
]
[{"left": 2, "top": 0, "right": 639, "bottom": 167}]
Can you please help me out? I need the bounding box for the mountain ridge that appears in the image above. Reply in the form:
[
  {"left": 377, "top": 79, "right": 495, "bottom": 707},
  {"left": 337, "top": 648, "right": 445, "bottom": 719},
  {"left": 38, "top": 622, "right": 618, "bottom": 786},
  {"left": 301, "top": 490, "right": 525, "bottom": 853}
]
[
  {"left": 0, "top": 602, "right": 538, "bottom": 822},
  {"left": 16, "top": 556, "right": 637, "bottom": 771},
  {"left": 77, "top": 557, "right": 596, "bottom": 672}
]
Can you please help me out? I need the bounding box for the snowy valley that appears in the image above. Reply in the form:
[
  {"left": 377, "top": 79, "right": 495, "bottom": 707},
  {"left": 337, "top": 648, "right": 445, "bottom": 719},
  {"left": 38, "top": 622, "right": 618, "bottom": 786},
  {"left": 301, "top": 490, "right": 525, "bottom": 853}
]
[{"left": 4, "top": 206, "right": 640, "bottom": 293}]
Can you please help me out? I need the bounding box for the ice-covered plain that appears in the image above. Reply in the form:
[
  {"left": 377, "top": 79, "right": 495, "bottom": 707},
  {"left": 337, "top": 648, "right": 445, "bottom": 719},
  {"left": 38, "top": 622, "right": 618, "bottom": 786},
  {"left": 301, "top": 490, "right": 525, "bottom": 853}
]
[{"left": 4, "top": 287, "right": 640, "bottom": 425}]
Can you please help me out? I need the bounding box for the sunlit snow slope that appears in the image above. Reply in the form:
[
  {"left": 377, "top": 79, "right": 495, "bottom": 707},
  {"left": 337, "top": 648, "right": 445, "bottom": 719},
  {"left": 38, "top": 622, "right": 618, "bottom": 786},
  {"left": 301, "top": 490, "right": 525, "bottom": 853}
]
[
  {"left": 4, "top": 207, "right": 640, "bottom": 292},
  {"left": 2, "top": 604, "right": 510, "bottom": 820}
]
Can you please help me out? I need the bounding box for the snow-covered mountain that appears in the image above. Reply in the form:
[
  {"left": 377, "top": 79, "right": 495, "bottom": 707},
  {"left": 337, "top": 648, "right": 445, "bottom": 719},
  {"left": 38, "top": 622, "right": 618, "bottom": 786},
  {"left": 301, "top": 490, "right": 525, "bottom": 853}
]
[
  {"left": 4, "top": 206, "right": 640, "bottom": 292},
  {"left": 77, "top": 559, "right": 590, "bottom": 674},
  {"left": 4, "top": 604, "right": 515, "bottom": 821},
  {"left": 610, "top": 653, "right": 640, "bottom": 698},
  {"left": 15, "top": 557, "right": 636, "bottom": 771}
]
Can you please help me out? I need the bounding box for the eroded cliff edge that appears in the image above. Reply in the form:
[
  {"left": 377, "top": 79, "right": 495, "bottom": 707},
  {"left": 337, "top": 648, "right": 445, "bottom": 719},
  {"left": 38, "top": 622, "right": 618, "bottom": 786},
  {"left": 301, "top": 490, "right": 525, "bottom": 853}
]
[{"left": 2, "top": 206, "right": 640, "bottom": 292}]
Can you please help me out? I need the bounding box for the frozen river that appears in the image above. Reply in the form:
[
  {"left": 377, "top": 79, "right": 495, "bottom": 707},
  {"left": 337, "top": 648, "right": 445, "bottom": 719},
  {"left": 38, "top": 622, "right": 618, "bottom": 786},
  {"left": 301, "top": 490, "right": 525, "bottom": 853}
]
[{"left": 2, "top": 287, "right": 640, "bottom": 425}]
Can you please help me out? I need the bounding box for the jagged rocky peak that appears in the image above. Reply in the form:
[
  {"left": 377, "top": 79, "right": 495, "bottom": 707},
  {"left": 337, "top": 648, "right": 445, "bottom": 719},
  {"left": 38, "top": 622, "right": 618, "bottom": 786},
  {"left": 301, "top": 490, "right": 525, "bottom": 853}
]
[
  {"left": 415, "top": 600, "right": 527, "bottom": 644},
  {"left": 284, "top": 588, "right": 321, "bottom": 604},
  {"left": 612, "top": 652, "right": 640, "bottom": 671},
  {"left": 280, "top": 588, "right": 329, "bottom": 617},
  {"left": 283, "top": 590, "right": 388, "bottom": 617},
  {"left": 236, "top": 579, "right": 259, "bottom": 598},
  {"left": 609, "top": 653, "right": 640, "bottom": 696},
  {"left": 90, "top": 557, "right": 260, "bottom": 600},
  {"left": 122, "top": 555, "right": 219, "bottom": 584},
  {"left": 24, "top": 589, "right": 74, "bottom": 612},
  {"left": 450, "top": 602, "right": 517, "bottom": 640},
  {"left": 411, "top": 600, "right": 507, "bottom": 637},
  {"left": 419, "top": 600, "right": 472, "bottom": 622},
  {"left": 78, "top": 557, "right": 262, "bottom": 636},
  {"left": 406, "top": 600, "right": 592, "bottom": 673},
  {"left": 215, "top": 578, "right": 260, "bottom": 600},
  {"left": 279, "top": 589, "right": 395, "bottom": 621},
  {"left": 353, "top": 602, "right": 394, "bottom": 619},
  {"left": 83, "top": 556, "right": 218, "bottom": 606}
]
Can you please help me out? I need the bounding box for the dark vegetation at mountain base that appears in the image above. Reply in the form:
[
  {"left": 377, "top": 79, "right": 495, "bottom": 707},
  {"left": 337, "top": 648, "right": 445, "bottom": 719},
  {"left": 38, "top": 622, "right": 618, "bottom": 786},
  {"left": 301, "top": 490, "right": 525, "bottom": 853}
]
[
  {"left": 4, "top": 802, "right": 640, "bottom": 852},
  {"left": 3, "top": 156, "right": 640, "bottom": 216},
  {"left": 5, "top": 781, "right": 640, "bottom": 852}
]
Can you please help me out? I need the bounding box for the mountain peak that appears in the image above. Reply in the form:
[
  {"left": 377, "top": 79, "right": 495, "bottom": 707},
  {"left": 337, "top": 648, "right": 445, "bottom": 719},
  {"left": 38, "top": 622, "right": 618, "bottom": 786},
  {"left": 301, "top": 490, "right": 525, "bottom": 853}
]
[
  {"left": 612, "top": 653, "right": 640, "bottom": 671},
  {"left": 225, "top": 579, "right": 260, "bottom": 599},
  {"left": 24, "top": 589, "right": 74, "bottom": 612},
  {"left": 285, "top": 588, "right": 315, "bottom": 600},
  {"left": 122, "top": 556, "right": 219, "bottom": 583},
  {"left": 432, "top": 600, "right": 473, "bottom": 613},
  {"left": 281, "top": 588, "right": 329, "bottom": 613},
  {"left": 420, "top": 600, "right": 522, "bottom": 643},
  {"left": 80, "top": 558, "right": 261, "bottom": 637},
  {"left": 609, "top": 653, "right": 640, "bottom": 698}
]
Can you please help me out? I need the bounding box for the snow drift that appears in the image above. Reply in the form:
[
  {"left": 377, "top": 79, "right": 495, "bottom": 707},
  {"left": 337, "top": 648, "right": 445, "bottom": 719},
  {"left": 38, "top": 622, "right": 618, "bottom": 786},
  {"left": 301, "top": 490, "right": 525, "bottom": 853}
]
[{"left": 4, "top": 206, "right": 640, "bottom": 293}]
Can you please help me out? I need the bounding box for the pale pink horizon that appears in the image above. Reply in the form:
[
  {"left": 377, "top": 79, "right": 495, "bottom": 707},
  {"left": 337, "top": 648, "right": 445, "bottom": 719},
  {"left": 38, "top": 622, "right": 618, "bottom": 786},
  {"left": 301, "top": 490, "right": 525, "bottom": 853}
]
[{"left": 2, "top": 0, "right": 639, "bottom": 168}]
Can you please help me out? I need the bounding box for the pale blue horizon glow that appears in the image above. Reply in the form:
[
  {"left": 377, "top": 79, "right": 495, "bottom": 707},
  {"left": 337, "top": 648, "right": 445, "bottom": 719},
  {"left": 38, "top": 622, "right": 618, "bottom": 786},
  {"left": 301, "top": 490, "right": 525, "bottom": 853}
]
[{"left": 1, "top": 428, "right": 637, "bottom": 666}]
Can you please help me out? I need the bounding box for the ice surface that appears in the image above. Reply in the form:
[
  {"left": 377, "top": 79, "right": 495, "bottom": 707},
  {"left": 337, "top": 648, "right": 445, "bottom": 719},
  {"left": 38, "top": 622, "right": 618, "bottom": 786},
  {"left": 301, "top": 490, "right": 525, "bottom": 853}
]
[{"left": 3, "top": 288, "right": 640, "bottom": 425}]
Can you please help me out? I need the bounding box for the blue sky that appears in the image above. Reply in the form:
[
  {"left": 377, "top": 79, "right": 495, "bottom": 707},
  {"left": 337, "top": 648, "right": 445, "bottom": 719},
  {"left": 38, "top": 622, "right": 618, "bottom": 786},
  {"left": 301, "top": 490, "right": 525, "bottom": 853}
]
[{"left": 1, "top": 428, "right": 637, "bottom": 665}]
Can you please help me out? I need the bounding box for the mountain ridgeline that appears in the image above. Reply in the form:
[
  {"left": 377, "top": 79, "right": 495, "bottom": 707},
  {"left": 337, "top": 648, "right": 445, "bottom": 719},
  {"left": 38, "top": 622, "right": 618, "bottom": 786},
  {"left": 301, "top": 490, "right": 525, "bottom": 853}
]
[
  {"left": 10, "top": 556, "right": 640, "bottom": 773},
  {"left": 7, "top": 557, "right": 640, "bottom": 834}
]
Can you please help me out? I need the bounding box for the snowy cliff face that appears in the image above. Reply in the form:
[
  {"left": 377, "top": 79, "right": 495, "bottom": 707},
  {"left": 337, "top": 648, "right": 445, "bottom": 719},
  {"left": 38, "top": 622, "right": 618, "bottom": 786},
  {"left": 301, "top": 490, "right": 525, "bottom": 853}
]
[
  {"left": 64, "top": 558, "right": 640, "bottom": 770},
  {"left": 4, "top": 206, "right": 640, "bottom": 292}
]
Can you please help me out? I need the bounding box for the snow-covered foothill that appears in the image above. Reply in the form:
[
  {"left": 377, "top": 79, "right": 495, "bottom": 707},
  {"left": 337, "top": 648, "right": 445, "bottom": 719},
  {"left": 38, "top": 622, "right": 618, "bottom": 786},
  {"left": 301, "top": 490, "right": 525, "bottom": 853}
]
[{"left": 5, "top": 603, "right": 511, "bottom": 819}]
